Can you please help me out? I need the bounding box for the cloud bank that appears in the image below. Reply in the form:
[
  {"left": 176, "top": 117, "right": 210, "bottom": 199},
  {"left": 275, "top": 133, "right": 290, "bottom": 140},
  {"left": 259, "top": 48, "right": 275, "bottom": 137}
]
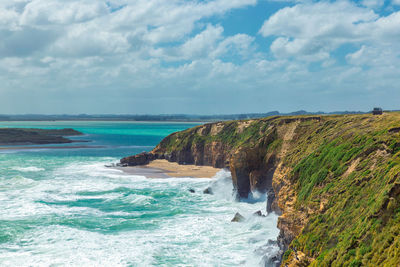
[{"left": 0, "top": 0, "right": 399, "bottom": 114}]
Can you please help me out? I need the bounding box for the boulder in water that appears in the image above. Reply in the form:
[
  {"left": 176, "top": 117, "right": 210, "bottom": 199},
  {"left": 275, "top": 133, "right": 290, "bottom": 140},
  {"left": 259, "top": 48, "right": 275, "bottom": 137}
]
[
  {"left": 266, "top": 188, "right": 275, "bottom": 214},
  {"left": 231, "top": 212, "right": 245, "bottom": 222},
  {"left": 188, "top": 188, "right": 195, "bottom": 193},
  {"left": 253, "top": 210, "right": 265, "bottom": 217},
  {"left": 203, "top": 187, "right": 213, "bottom": 194}
]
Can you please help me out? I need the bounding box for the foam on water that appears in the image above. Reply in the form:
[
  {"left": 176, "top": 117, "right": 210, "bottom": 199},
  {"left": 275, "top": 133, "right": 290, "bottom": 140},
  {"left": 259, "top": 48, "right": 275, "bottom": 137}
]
[
  {"left": 0, "top": 159, "right": 280, "bottom": 266},
  {"left": 0, "top": 121, "right": 280, "bottom": 266},
  {"left": 10, "top": 166, "right": 45, "bottom": 172}
]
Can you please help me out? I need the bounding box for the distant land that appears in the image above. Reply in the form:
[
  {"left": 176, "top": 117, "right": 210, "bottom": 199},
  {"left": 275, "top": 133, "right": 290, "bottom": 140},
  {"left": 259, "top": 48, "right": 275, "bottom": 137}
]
[
  {"left": 0, "top": 128, "right": 83, "bottom": 145},
  {"left": 0, "top": 110, "right": 395, "bottom": 122}
]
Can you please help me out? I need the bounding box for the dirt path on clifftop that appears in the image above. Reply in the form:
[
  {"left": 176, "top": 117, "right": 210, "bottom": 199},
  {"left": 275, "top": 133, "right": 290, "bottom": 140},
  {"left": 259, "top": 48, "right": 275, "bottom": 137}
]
[
  {"left": 273, "top": 120, "right": 315, "bottom": 265},
  {"left": 280, "top": 121, "right": 299, "bottom": 158},
  {"left": 274, "top": 121, "right": 300, "bottom": 220}
]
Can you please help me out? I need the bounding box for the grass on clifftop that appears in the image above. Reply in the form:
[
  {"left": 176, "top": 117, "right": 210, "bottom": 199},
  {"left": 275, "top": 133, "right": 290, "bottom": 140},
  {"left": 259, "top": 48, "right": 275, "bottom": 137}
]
[{"left": 284, "top": 113, "right": 400, "bottom": 266}]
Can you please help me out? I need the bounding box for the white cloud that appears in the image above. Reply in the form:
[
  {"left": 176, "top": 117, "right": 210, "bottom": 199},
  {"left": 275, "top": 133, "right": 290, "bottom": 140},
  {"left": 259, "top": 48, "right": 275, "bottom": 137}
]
[
  {"left": 0, "top": 6, "right": 20, "bottom": 30},
  {"left": 1, "top": 0, "right": 400, "bottom": 114},
  {"left": 260, "top": 1, "right": 377, "bottom": 38},
  {"left": 346, "top": 45, "right": 368, "bottom": 65},
  {"left": 0, "top": 0, "right": 257, "bottom": 59},
  {"left": 180, "top": 25, "right": 224, "bottom": 59},
  {"left": 20, "top": 0, "right": 108, "bottom": 25},
  {"left": 260, "top": 0, "right": 400, "bottom": 68},
  {"left": 362, "top": 0, "right": 385, "bottom": 9},
  {"left": 260, "top": 1, "right": 378, "bottom": 59},
  {"left": 147, "top": 25, "right": 255, "bottom": 62},
  {"left": 211, "top": 34, "right": 255, "bottom": 59},
  {"left": 50, "top": 24, "right": 131, "bottom": 56},
  {"left": 270, "top": 37, "right": 330, "bottom": 61}
]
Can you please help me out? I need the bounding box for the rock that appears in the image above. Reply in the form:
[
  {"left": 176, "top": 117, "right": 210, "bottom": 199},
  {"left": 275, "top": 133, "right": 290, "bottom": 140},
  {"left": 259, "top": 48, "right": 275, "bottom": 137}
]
[
  {"left": 257, "top": 239, "right": 282, "bottom": 267},
  {"left": 389, "top": 127, "right": 400, "bottom": 133},
  {"left": 231, "top": 212, "right": 245, "bottom": 222},
  {"left": 266, "top": 189, "right": 275, "bottom": 214},
  {"left": 267, "top": 239, "right": 278, "bottom": 246},
  {"left": 188, "top": 188, "right": 195, "bottom": 193},
  {"left": 264, "top": 254, "right": 282, "bottom": 267},
  {"left": 120, "top": 152, "right": 156, "bottom": 166},
  {"left": 253, "top": 210, "right": 264, "bottom": 217},
  {"left": 203, "top": 187, "right": 213, "bottom": 194}
]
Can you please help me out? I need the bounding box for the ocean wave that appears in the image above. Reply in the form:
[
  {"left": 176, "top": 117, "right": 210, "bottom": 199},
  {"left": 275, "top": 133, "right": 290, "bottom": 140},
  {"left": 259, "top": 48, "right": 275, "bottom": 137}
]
[
  {"left": 0, "top": 175, "right": 36, "bottom": 188},
  {"left": 0, "top": 158, "right": 280, "bottom": 266},
  {"left": 11, "top": 166, "right": 45, "bottom": 172}
]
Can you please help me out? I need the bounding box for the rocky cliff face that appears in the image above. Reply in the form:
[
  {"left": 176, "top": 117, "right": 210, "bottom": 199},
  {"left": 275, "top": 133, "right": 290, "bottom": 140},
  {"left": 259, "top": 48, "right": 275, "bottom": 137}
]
[{"left": 121, "top": 113, "right": 400, "bottom": 266}]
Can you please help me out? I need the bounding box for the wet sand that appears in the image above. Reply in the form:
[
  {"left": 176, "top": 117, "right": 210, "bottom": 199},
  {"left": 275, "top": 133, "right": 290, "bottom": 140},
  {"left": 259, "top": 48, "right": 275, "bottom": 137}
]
[{"left": 116, "top": 159, "right": 221, "bottom": 178}]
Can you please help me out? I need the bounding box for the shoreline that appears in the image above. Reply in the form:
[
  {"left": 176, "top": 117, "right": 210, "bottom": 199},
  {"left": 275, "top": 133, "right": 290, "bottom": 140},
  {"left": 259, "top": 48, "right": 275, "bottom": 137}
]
[{"left": 115, "top": 159, "right": 221, "bottom": 178}]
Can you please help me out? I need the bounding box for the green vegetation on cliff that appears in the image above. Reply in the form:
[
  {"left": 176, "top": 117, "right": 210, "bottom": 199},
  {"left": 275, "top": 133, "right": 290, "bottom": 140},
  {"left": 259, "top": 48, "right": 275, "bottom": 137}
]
[
  {"left": 287, "top": 115, "right": 400, "bottom": 266},
  {"left": 125, "top": 113, "right": 400, "bottom": 266}
]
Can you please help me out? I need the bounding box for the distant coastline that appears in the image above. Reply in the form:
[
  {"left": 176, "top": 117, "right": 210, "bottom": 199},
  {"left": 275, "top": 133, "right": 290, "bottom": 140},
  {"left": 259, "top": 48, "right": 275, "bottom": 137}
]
[
  {"left": 0, "top": 110, "right": 384, "bottom": 122},
  {"left": 0, "top": 128, "right": 83, "bottom": 146}
]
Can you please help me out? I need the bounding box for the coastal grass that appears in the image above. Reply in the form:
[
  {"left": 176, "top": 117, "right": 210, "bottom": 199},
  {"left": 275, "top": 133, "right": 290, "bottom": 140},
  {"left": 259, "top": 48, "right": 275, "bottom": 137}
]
[{"left": 286, "top": 113, "right": 400, "bottom": 266}]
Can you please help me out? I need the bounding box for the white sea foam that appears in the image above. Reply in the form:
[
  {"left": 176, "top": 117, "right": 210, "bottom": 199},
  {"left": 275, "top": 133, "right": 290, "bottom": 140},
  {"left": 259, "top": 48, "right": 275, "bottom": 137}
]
[
  {"left": 11, "top": 166, "right": 45, "bottom": 172},
  {"left": 0, "top": 159, "right": 280, "bottom": 266}
]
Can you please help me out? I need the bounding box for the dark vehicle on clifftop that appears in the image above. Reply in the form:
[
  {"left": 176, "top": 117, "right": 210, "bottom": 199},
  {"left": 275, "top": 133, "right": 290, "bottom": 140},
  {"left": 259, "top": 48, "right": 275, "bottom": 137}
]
[{"left": 372, "top": 107, "right": 383, "bottom": 115}]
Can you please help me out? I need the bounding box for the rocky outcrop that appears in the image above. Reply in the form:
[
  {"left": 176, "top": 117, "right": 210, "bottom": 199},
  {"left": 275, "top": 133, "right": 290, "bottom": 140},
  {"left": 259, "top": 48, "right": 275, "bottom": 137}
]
[
  {"left": 120, "top": 152, "right": 158, "bottom": 166},
  {"left": 121, "top": 113, "right": 400, "bottom": 266}
]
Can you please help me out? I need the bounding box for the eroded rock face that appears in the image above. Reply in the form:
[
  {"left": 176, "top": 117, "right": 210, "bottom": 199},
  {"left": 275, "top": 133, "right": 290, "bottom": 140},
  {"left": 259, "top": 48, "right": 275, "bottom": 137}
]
[
  {"left": 119, "top": 116, "right": 321, "bottom": 263},
  {"left": 230, "top": 130, "right": 278, "bottom": 198},
  {"left": 120, "top": 152, "right": 157, "bottom": 166}
]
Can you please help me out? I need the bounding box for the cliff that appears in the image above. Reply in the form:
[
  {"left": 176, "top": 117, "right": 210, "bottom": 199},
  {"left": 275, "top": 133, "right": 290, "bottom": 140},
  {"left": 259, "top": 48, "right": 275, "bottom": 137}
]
[
  {"left": 121, "top": 113, "right": 400, "bottom": 266},
  {"left": 0, "top": 128, "right": 83, "bottom": 145}
]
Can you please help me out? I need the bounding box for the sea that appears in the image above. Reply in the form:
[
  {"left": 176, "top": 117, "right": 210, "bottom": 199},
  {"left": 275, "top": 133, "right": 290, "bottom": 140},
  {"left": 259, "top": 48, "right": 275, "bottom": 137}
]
[{"left": 0, "top": 121, "right": 280, "bottom": 266}]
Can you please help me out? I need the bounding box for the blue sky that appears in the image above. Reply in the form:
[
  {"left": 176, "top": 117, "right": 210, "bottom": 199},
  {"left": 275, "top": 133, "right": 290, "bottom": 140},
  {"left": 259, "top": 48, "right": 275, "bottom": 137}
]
[{"left": 0, "top": 0, "right": 399, "bottom": 114}]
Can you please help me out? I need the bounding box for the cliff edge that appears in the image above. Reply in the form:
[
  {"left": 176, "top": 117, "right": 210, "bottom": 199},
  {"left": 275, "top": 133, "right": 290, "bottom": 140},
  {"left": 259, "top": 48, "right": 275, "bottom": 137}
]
[{"left": 121, "top": 113, "right": 400, "bottom": 266}]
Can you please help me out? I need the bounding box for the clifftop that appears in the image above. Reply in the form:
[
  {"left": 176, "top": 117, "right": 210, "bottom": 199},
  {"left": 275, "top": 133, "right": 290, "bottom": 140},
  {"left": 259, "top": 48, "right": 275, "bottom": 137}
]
[{"left": 121, "top": 113, "right": 400, "bottom": 266}]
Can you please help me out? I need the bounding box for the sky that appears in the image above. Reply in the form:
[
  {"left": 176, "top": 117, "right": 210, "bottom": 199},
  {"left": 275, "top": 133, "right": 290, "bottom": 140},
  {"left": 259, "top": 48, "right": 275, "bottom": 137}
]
[{"left": 0, "top": 0, "right": 400, "bottom": 115}]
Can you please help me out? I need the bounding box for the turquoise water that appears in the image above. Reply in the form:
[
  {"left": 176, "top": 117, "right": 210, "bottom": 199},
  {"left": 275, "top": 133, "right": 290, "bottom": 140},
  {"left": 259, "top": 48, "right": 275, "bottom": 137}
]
[{"left": 0, "top": 121, "right": 279, "bottom": 266}]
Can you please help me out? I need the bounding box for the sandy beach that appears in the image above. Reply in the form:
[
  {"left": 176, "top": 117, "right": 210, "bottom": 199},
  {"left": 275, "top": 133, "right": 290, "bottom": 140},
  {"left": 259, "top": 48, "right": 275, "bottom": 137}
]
[{"left": 116, "top": 159, "right": 221, "bottom": 178}]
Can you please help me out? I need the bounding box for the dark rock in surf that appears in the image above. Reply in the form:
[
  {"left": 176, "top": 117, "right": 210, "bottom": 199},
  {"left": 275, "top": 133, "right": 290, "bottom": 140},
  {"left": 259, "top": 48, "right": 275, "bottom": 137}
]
[
  {"left": 231, "top": 212, "right": 245, "bottom": 222},
  {"left": 203, "top": 187, "right": 213, "bottom": 194},
  {"left": 266, "top": 189, "right": 275, "bottom": 214},
  {"left": 188, "top": 188, "right": 195, "bottom": 193},
  {"left": 253, "top": 210, "right": 265, "bottom": 217}
]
